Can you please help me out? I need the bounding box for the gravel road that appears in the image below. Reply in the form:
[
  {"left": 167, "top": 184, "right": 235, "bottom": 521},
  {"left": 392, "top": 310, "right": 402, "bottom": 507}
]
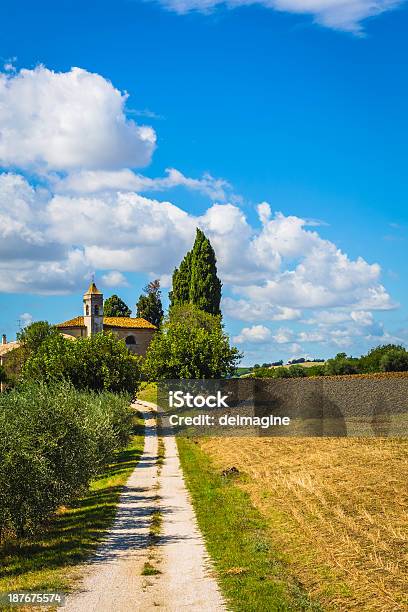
[{"left": 64, "top": 401, "right": 226, "bottom": 612}]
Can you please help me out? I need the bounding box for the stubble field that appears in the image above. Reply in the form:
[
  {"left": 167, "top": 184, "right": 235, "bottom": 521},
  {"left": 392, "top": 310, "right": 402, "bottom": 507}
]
[{"left": 198, "top": 437, "right": 408, "bottom": 611}]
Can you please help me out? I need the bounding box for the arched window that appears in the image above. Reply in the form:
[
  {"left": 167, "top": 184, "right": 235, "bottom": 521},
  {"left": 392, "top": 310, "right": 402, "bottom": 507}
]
[
  {"left": 125, "top": 335, "right": 136, "bottom": 346},
  {"left": 86, "top": 304, "right": 90, "bottom": 315},
  {"left": 94, "top": 305, "right": 99, "bottom": 315}
]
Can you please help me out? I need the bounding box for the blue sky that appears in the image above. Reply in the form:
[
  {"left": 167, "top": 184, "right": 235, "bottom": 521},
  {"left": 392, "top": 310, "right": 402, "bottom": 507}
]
[{"left": 0, "top": 0, "right": 407, "bottom": 364}]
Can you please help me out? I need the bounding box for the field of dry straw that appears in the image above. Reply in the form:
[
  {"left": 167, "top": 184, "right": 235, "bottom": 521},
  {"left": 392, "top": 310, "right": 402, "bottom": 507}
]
[{"left": 199, "top": 437, "right": 408, "bottom": 611}]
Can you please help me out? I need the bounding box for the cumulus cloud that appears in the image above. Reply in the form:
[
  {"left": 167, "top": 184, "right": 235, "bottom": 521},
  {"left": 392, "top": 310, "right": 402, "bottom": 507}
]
[
  {"left": 233, "top": 325, "right": 272, "bottom": 344},
  {"left": 223, "top": 297, "right": 301, "bottom": 321},
  {"left": 237, "top": 202, "right": 394, "bottom": 312},
  {"left": 155, "top": 0, "right": 402, "bottom": 33},
  {"left": 0, "top": 173, "right": 63, "bottom": 262},
  {"left": 53, "top": 167, "right": 234, "bottom": 200},
  {"left": 0, "top": 173, "right": 395, "bottom": 318},
  {"left": 101, "top": 271, "right": 129, "bottom": 287},
  {"left": 0, "top": 248, "right": 92, "bottom": 295},
  {"left": 233, "top": 307, "right": 387, "bottom": 354},
  {"left": 46, "top": 191, "right": 196, "bottom": 274},
  {"left": 0, "top": 66, "right": 156, "bottom": 172}
]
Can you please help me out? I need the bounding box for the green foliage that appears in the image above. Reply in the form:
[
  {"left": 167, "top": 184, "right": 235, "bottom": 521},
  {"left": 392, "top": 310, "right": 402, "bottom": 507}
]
[
  {"left": 103, "top": 294, "right": 131, "bottom": 317},
  {"left": 169, "top": 303, "right": 221, "bottom": 332},
  {"left": 306, "top": 364, "right": 326, "bottom": 377},
  {"left": 142, "top": 308, "right": 241, "bottom": 379},
  {"left": 169, "top": 250, "right": 192, "bottom": 308},
  {"left": 17, "top": 321, "right": 58, "bottom": 352},
  {"left": 0, "top": 365, "right": 6, "bottom": 384},
  {"left": 325, "top": 353, "right": 360, "bottom": 376},
  {"left": 379, "top": 348, "right": 408, "bottom": 372},
  {"left": 22, "top": 332, "right": 141, "bottom": 393},
  {"left": 136, "top": 280, "right": 163, "bottom": 327},
  {"left": 272, "top": 366, "right": 292, "bottom": 378},
  {"left": 359, "top": 344, "right": 406, "bottom": 373},
  {"left": 0, "top": 382, "right": 132, "bottom": 539},
  {"left": 287, "top": 364, "right": 307, "bottom": 377},
  {"left": 169, "top": 228, "right": 222, "bottom": 315},
  {"left": 189, "top": 228, "right": 222, "bottom": 315}
]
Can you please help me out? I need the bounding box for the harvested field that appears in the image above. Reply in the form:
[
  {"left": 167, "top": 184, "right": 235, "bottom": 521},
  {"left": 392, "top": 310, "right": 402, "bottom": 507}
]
[{"left": 198, "top": 437, "right": 408, "bottom": 611}]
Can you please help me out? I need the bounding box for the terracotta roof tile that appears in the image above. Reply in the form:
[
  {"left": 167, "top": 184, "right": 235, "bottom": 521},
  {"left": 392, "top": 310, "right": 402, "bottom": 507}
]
[
  {"left": 0, "top": 341, "right": 20, "bottom": 356},
  {"left": 56, "top": 316, "right": 86, "bottom": 328},
  {"left": 56, "top": 316, "right": 156, "bottom": 330},
  {"left": 104, "top": 317, "right": 156, "bottom": 329}
]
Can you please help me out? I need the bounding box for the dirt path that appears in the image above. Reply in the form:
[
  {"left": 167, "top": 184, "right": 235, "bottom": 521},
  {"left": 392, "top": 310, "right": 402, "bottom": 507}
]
[{"left": 64, "top": 402, "right": 226, "bottom": 612}]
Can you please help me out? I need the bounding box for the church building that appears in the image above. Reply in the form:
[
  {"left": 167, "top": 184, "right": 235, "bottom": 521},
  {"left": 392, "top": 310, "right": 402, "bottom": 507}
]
[{"left": 56, "top": 282, "right": 156, "bottom": 356}]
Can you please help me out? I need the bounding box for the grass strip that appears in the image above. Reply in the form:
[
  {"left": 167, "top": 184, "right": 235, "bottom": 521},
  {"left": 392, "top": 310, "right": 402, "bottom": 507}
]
[
  {"left": 177, "top": 438, "right": 322, "bottom": 612},
  {"left": 0, "top": 413, "right": 144, "bottom": 595},
  {"left": 137, "top": 382, "right": 158, "bottom": 404}
]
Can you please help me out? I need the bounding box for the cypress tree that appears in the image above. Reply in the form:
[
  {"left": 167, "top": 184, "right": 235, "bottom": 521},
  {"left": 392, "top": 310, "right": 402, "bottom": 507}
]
[
  {"left": 169, "top": 229, "right": 222, "bottom": 315},
  {"left": 169, "top": 250, "right": 192, "bottom": 309},
  {"left": 189, "top": 229, "right": 222, "bottom": 315}
]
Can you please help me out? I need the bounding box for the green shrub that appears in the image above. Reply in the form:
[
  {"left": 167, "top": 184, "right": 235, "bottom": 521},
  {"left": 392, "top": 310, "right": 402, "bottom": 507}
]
[
  {"left": 250, "top": 366, "right": 272, "bottom": 378},
  {"left": 358, "top": 344, "right": 406, "bottom": 373},
  {"left": 0, "top": 382, "right": 132, "bottom": 539},
  {"left": 305, "top": 364, "right": 326, "bottom": 377},
  {"left": 273, "top": 367, "right": 292, "bottom": 378},
  {"left": 287, "top": 365, "right": 307, "bottom": 377},
  {"left": 22, "top": 332, "right": 141, "bottom": 393},
  {"left": 379, "top": 349, "right": 408, "bottom": 372},
  {"left": 325, "top": 353, "right": 360, "bottom": 376}
]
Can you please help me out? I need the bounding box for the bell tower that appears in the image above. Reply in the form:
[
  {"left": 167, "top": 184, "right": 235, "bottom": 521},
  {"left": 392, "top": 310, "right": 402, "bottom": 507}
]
[{"left": 83, "top": 281, "right": 104, "bottom": 337}]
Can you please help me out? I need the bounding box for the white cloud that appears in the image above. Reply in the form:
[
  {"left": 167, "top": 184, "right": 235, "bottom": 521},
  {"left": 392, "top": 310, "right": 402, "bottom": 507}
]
[
  {"left": 0, "top": 248, "right": 92, "bottom": 294},
  {"left": 46, "top": 191, "right": 196, "bottom": 275},
  {"left": 350, "top": 310, "right": 373, "bottom": 326},
  {"left": 0, "top": 66, "right": 156, "bottom": 172},
  {"left": 288, "top": 343, "right": 304, "bottom": 357},
  {"left": 273, "top": 327, "right": 294, "bottom": 344},
  {"left": 233, "top": 325, "right": 272, "bottom": 344},
  {"left": 0, "top": 174, "right": 395, "bottom": 318},
  {"left": 19, "top": 312, "right": 33, "bottom": 327},
  {"left": 0, "top": 173, "right": 63, "bottom": 261},
  {"left": 53, "top": 167, "right": 234, "bottom": 201},
  {"left": 223, "top": 297, "right": 301, "bottom": 321},
  {"left": 237, "top": 203, "right": 395, "bottom": 312},
  {"left": 101, "top": 271, "right": 129, "bottom": 287},
  {"left": 231, "top": 308, "right": 387, "bottom": 354},
  {"left": 155, "top": 0, "right": 403, "bottom": 34}
]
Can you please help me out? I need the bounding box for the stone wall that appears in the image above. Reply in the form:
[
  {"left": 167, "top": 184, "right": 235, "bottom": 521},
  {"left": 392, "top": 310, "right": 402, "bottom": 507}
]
[{"left": 111, "top": 328, "right": 155, "bottom": 357}]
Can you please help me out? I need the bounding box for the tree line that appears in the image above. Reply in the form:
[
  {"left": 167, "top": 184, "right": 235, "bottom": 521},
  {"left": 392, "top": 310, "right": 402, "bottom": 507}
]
[{"left": 252, "top": 345, "right": 408, "bottom": 379}]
